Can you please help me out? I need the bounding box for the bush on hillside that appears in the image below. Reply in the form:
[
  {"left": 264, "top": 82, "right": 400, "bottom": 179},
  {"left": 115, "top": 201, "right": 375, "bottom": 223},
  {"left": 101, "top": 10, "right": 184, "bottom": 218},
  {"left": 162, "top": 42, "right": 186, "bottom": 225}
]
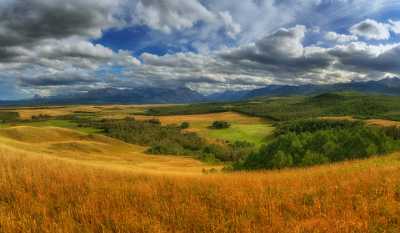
[
  {"left": 210, "top": 121, "right": 231, "bottom": 129},
  {"left": 180, "top": 122, "right": 190, "bottom": 129}
]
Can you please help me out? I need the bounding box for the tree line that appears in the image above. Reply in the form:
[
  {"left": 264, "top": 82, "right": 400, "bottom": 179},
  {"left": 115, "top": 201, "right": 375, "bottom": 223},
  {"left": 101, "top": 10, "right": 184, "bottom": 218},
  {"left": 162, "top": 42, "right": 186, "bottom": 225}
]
[
  {"left": 71, "top": 117, "right": 253, "bottom": 163},
  {"left": 234, "top": 119, "right": 400, "bottom": 170}
]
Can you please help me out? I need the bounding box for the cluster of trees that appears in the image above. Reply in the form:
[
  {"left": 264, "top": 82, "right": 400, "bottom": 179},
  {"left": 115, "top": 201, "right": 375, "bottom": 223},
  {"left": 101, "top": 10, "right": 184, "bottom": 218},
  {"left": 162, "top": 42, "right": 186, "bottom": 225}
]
[
  {"left": 234, "top": 93, "right": 400, "bottom": 121},
  {"left": 146, "top": 104, "right": 227, "bottom": 116},
  {"left": 31, "top": 114, "right": 51, "bottom": 121},
  {"left": 0, "top": 112, "right": 19, "bottom": 123},
  {"left": 383, "top": 126, "right": 400, "bottom": 140},
  {"left": 103, "top": 92, "right": 400, "bottom": 122},
  {"left": 210, "top": 121, "right": 231, "bottom": 129},
  {"left": 274, "top": 119, "right": 364, "bottom": 136},
  {"left": 73, "top": 117, "right": 253, "bottom": 162},
  {"left": 235, "top": 120, "right": 400, "bottom": 170}
]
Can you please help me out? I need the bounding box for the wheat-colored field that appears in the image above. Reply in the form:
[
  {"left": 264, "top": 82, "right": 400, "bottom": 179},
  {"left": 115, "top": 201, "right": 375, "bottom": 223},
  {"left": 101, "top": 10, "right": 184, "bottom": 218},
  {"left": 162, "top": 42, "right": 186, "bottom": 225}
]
[
  {"left": 0, "top": 104, "right": 181, "bottom": 120},
  {"left": 135, "top": 112, "right": 274, "bottom": 146},
  {"left": 0, "top": 112, "right": 399, "bottom": 232},
  {"left": 133, "top": 112, "right": 266, "bottom": 125},
  {"left": 321, "top": 116, "right": 400, "bottom": 128},
  {"left": 366, "top": 119, "right": 400, "bottom": 127},
  {"left": 0, "top": 126, "right": 219, "bottom": 175},
  {"left": 1, "top": 143, "right": 399, "bottom": 233}
]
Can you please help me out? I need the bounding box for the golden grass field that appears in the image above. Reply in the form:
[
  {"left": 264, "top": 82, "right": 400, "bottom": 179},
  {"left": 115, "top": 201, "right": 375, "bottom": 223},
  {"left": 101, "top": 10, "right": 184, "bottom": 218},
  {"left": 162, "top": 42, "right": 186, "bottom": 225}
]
[
  {"left": 0, "top": 126, "right": 219, "bottom": 175},
  {"left": 134, "top": 112, "right": 274, "bottom": 146},
  {"left": 0, "top": 109, "right": 400, "bottom": 232},
  {"left": 0, "top": 104, "right": 181, "bottom": 120},
  {"left": 321, "top": 116, "right": 400, "bottom": 127},
  {"left": 1, "top": 141, "right": 399, "bottom": 233}
]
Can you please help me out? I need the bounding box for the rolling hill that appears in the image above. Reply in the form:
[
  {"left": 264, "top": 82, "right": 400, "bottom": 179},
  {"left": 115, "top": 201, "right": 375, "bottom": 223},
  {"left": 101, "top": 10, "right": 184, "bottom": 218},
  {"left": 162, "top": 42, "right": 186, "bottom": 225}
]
[{"left": 0, "top": 126, "right": 218, "bottom": 175}]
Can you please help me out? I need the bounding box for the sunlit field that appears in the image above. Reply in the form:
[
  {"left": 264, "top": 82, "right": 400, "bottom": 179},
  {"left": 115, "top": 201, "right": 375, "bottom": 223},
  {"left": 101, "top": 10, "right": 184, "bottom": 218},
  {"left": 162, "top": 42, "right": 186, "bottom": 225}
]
[
  {"left": 1, "top": 148, "right": 399, "bottom": 233},
  {"left": 135, "top": 112, "right": 274, "bottom": 146},
  {"left": 0, "top": 126, "right": 219, "bottom": 175},
  {"left": 0, "top": 105, "right": 400, "bottom": 232},
  {"left": 3, "top": 0, "right": 400, "bottom": 231}
]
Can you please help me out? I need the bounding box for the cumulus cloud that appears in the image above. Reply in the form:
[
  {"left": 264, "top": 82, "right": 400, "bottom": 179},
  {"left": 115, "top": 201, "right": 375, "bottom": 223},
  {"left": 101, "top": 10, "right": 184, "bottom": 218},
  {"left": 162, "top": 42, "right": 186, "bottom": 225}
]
[
  {"left": 19, "top": 73, "right": 95, "bottom": 87},
  {"left": 0, "top": 0, "right": 142, "bottom": 96},
  {"left": 218, "top": 11, "right": 241, "bottom": 38},
  {"left": 324, "top": 32, "right": 358, "bottom": 43},
  {"left": 389, "top": 20, "right": 400, "bottom": 34},
  {"left": 0, "top": 0, "right": 119, "bottom": 47},
  {"left": 350, "top": 19, "right": 391, "bottom": 40},
  {"left": 2, "top": 0, "right": 400, "bottom": 98},
  {"left": 133, "top": 0, "right": 215, "bottom": 33},
  {"left": 220, "top": 25, "right": 333, "bottom": 76},
  {"left": 330, "top": 42, "right": 400, "bottom": 73}
]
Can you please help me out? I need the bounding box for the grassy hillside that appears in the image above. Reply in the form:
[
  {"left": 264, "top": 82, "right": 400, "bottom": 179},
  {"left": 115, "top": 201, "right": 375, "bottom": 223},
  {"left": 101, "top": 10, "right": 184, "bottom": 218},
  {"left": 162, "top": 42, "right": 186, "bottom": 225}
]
[
  {"left": 0, "top": 101, "right": 400, "bottom": 232},
  {"left": 143, "top": 92, "right": 400, "bottom": 121},
  {"left": 0, "top": 126, "right": 219, "bottom": 175},
  {"left": 1, "top": 147, "right": 399, "bottom": 232},
  {"left": 135, "top": 112, "right": 274, "bottom": 147}
]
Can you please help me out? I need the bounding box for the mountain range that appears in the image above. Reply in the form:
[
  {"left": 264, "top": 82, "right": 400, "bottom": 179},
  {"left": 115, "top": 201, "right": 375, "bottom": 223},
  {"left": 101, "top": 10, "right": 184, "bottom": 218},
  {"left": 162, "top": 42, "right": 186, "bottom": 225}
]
[
  {"left": 1, "top": 78, "right": 400, "bottom": 106},
  {"left": 209, "top": 77, "right": 400, "bottom": 101}
]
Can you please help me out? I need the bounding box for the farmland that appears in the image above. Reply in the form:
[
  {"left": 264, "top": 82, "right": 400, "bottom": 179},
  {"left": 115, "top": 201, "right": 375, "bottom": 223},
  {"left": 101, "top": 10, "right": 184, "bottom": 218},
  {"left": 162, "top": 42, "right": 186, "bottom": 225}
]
[{"left": 1, "top": 93, "right": 400, "bottom": 232}]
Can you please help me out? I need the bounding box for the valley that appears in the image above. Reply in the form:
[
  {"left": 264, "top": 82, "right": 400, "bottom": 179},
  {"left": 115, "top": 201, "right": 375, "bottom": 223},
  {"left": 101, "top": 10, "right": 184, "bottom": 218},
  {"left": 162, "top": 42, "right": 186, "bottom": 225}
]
[{"left": 1, "top": 92, "right": 400, "bottom": 232}]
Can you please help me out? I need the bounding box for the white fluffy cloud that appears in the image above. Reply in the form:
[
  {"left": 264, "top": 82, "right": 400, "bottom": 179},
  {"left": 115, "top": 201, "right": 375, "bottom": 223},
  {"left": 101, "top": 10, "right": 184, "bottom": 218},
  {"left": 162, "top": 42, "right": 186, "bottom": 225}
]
[
  {"left": 133, "top": 0, "right": 215, "bottom": 33},
  {"left": 389, "top": 20, "right": 400, "bottom": 34},
  {"left": 2, "top": 0, "right": 400, "bottom": 97},
  {"left": 350, "top": 19, "right": 391, "bottom": 40},
  {"left": 324, "top": 32, "right": 358, "bottom": 43}
]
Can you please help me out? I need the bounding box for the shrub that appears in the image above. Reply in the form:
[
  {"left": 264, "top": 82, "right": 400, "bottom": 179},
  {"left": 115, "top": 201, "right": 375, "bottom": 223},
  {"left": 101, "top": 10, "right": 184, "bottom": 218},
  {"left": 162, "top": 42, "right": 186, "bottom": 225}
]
[
  {"left": 180, "top": 122, "right": 190, "bottom": 129},
  {"left": 210, "top": 121, "right": 230, "bottom": 129},
  {"left": 146, "top": 118, "right": 161, "bottom": 125},
  {"left": 31, "top": 114, "right": 51, "bottom": 121}
]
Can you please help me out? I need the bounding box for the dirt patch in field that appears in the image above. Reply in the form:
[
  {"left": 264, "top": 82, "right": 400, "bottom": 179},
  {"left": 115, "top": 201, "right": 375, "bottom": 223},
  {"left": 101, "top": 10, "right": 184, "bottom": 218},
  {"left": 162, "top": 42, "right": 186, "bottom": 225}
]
[
  {"left": 321, "top": 116, "right": 400, "bottom": 128},
  {"left": 366, "top": 119, "right": 400, "bottom": 127},
  {"left": 320, "top": 116, "right": 355, "bottom": 121},
  {"left": 134, "top": 112, "right": 267, "bottom": 125}
]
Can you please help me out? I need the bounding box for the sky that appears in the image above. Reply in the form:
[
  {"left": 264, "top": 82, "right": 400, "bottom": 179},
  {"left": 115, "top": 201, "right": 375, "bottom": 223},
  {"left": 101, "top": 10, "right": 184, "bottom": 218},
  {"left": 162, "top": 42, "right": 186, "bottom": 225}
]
[{"left": 1, "top": 0, "right": 400, "bottom": 100}]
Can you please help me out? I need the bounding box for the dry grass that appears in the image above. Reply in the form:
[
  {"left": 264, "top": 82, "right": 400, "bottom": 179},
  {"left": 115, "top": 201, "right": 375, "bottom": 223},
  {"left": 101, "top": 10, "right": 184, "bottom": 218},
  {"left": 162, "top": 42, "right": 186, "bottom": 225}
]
[
  {"left": 320, "top": 116, "right": 355, "bottom": 121},
  {"left": 0, "top": 106, "right": 100, "bottom": 120},
  {"left": 0, "top": 126, "right": 219, "bottom": 175},
  {"left": 321, "top": 116, "right": 400, "bottom": 128},
  {"left": 0, "top": 113, "right": 399, "bottom": 232},
  {"left": 0, "top": 148, "right": 399, "bottom": 233},
  {"left": 133, "top": 112, "right": 274, "bottom": 146},
  {"left": 366, "top": 119, "right": 400, "bottom": 127},
  {"left": 133, "top": 112, "right": 266, "bottom": 125},
  {"left": 0, "top": 104, "right": 182, "bottom": 120}
]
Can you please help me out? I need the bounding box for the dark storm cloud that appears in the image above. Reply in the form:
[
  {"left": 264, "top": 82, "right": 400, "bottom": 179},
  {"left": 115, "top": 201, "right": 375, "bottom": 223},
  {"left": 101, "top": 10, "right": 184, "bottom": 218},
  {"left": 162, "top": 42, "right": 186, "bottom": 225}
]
[
  {"left": 19, "top": 73, "right": 95, "bottom": 87},
  {"left": 2, "top": 0, "right": 400, "bottom": 98},
  {"left": 220, "top": 25, "right": 333, "bottom": 75},
  {"left": 330, "top": 43, "right": 400, "bottom": 73},
  {"left": 0, "top": 0, "right": 117, "bottom": 47}
]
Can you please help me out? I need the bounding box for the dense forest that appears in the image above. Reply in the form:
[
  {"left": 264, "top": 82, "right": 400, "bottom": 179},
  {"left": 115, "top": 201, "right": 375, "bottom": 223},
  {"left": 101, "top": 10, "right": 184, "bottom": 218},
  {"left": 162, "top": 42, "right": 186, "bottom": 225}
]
[
  {"left": 145, "top": 92, "right": 400, "bottom": 121},
  {"left": 0, "top": 112, "right": 19, "bottom": 123},
  {"left": 72, "top": 117, "right": 254, "bottom": 163},
  {"left": 234, "top": 119, "right": 400, "bottom": 170}
]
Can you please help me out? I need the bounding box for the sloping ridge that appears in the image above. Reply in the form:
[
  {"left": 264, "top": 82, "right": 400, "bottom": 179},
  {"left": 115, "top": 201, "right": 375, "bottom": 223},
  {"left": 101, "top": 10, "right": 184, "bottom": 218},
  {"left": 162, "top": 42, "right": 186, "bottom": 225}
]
[
  {"left": 0, "top": 126, "right": 218, "bottom": 175},
  {"left": 0, "top": 126, "right": 131, "bottom": 157},
  {"left": 0, "top": 126, "right": 87, "bottom": 143}
]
